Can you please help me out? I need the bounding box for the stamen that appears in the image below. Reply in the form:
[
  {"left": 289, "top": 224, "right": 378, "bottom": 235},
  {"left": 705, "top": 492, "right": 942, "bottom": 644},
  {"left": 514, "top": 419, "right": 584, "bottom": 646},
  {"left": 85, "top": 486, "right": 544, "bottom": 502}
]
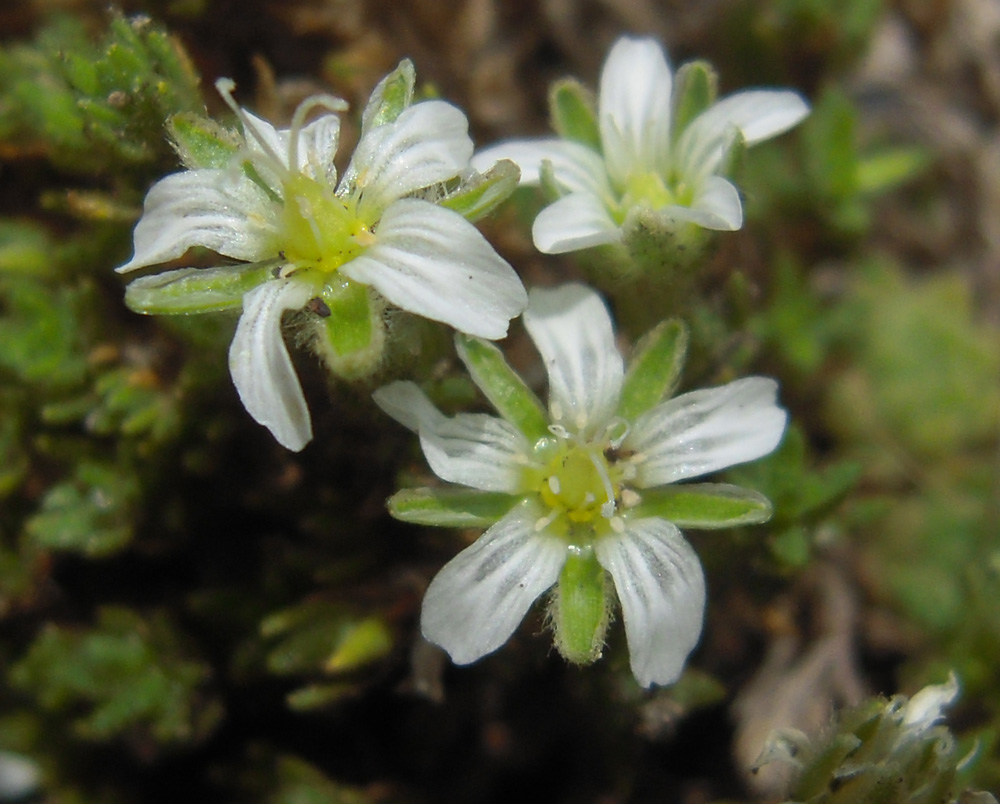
[
  {"left": 548, "top": 423, "right": 571, "bottom": 440},
  {"left": 534, "top": 509, "right": 561, "bottom": 532},
  {"left": 550, "top": 401, "right": 564, "bottom": 422},
  {"left": 604, "top": 417, "right": 630, "bottom": 448},
  {"left": 547, "top": 476, "right": 561, "bottom": 495},
  {"left": 609, "top": 516, "right": 625, "bottom": 534},
  {"left": 215, "top": 78, "right": 290, "bottom": 183},
  {"left": 586, "top": 449, "right": 617, "bottom": 520}
]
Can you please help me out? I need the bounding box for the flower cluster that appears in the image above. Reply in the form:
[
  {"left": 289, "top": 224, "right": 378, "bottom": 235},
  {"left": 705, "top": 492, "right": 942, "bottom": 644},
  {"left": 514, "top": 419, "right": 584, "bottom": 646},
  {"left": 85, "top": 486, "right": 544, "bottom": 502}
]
[
  {"left": 118, "top": 37, "right": 802, "bottom": 687},
  {"left": 376, "top": 284, "right": 786, "bottom": 686},
  {"left": 473, "top": 36, "right": 808, "bottom": 255}
]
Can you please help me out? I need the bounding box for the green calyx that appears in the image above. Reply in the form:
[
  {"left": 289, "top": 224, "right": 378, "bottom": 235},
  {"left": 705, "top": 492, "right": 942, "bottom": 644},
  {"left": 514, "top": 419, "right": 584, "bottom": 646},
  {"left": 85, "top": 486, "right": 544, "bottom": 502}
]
[
  {"left": 308, "top": 278, "right": 386, "bottom": 381},
  {"left": 549, "top": 547, "right": 611, "bottom": 665}
]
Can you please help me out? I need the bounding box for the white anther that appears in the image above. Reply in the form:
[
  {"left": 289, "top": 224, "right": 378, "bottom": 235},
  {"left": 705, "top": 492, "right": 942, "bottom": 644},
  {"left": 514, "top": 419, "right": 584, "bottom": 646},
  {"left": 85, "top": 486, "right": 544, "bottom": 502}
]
[{"left": 547, "top": 476, "right": 561, "bottom": 495}]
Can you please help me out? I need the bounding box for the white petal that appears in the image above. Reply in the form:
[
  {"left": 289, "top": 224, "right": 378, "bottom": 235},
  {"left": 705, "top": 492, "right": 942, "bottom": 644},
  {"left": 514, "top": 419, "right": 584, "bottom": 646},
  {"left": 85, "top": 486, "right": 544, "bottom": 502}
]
[
  {"left": 241, "top": 108, "right": 289, "bottom": 168},
  {"left": 522, "top": 283, "right": 623, "bottom": 436},
  {"left": 471, "top": 139, "right": 610, "bottom": 195},
  {"left": 118, "top": 170, "right": 275, "bottom": 272},
  {"left": 627, "top": 377, "right": 787, "bottom": 487},
  {"left": 532, "top": 192, "right": 621, "bottom": 253},
  {"left": 420, "top": 414, "right": 529, "bottom": 493},
  {"left": 421, "top": 502, "right": 567, "bottom": 664},
  {"left": 677, "top": 89, "right": 809, "bottom": 178},
  {"left": 598, "top": 36, "right": 674, "bottom": 184},
  {"left": 342, "top": 100, "right": 473, "bottom": 213},
  {"left": 595, "top": 518, "right": 705, "bottom": 687},
  {"left": 342, "top": 199, "right": 526, "bottom": 339},
  {"left": 294, "top": 113, "right": 342, "bottom": 184},
  {"left": 228, "top": 279, "right": 314, "bottom": 451},
  {"left": 372, "top": 380, "right": 445, "bottom": 433},
  {"left": 373, "top": 380, "right": 527, "bottom": 492},
  {"left": 901, "top": 672, "right": 959, "bottom": 733},
  {"left": 657, "top": 176, "right": 743, "bottom": 231}
]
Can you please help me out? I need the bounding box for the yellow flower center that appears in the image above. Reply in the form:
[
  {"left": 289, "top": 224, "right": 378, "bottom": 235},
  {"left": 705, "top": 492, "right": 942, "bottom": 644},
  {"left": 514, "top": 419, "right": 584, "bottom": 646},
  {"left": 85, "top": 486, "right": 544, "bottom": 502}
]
[
  {"left": 535, "top": 440, "right": 619, "bottom": 526},
  {"left": 615, "top": 170, "right": 693, "bottom": 223},
  {"left": 279, "top": 174, "right": 375, "bottom": 275}
]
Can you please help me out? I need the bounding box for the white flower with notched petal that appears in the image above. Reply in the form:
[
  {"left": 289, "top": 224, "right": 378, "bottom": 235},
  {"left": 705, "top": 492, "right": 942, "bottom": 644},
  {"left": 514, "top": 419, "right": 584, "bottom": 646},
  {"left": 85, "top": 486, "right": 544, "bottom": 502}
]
[
  {"left": 472, "top": 36, "right": 809, "bottom": 255},
  {"left": 375, "top": 283, "right": 787, "bottom": 687},
  {"left": 118, "top": 67, "right": 526, "bottom": 451}
]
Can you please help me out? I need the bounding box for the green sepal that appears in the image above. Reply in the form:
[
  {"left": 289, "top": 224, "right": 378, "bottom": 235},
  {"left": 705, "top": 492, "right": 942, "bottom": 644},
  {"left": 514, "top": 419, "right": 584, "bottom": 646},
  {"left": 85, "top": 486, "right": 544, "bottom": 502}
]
[
  {"left": 618, "top": 318, "right": 688, "bottom": 421},
  {"left": 550, "top": 547, "right": 609, "bottom": 665},
  {"left": 441, "top": 159, "right": 520, "bottom": 222},
  {"left": 361, "top": 58, "right": 415, "bottom": 132},
  {"left": 124, "top": 262, "right": 275, "bottom": 315},
  {"left": 455, "top": 334, "right": 549, "bottom": 442},
  {"left": 387, "top": 487, "right": 517, "bottom": 528},
  {"left": 630, "top": 483, "right": 773, "bottom": 528},
  {"left": 671, "top": 60, "right": 718, "bottom": 143},
  {"left": 549, "top": 78, "right": 600, "bottom": 150},
  {"left": 716, "top": 127, "right": 747, "bottom": 180},
  {"left": 538, "top": 158, "right": 564, "bottom": 202},
  {"left": 312, "top": 278, "right": 386, "bottom": 380},
  {"left": 167, "top": 112, "right": 240, "bottom": 170}
]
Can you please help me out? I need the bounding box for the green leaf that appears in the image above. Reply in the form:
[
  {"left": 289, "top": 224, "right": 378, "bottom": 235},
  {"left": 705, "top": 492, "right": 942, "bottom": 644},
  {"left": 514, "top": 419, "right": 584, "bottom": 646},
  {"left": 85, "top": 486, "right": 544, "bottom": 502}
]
[
  {"left": 124, "top": 263, "right": 274, "bottom": 315},
  {"left": 440, "top": 159, "right": 520, "bottom": 221},
  {"left": 361, "top": 58, "right": 415, "bottom": 132},
  {"left": 25, "top": 461, "right": 140, "bottom": 557},
  {"left": 323, "top": 617, "right": 393, "bottom": 672},
  {"left": 617, "top": 318, "right": 688, "bottom": 421},
  {"left": 168, "top": 112, "right": 240, "bottom": 169},
  {"left": 856, "top": 146, "right": 930, "bottom": 195},
  {"left": 0, "top": 220, "right": 52, "bottom": 276},
  {"left": 630, "top": 483, "right": 773, "bottom": 528},
  {"left": 388, "top": 487, "right": 517, "bottom": 528},
  {"left": 10, "top": 607, "right": 219, "bottom": 745},
  {"left": 671, "top": 60, "right": 717, "bottom": 141},
  {"left": 0, "top": 277, "right": 89, "bottom": 387},
  {"left": 549, "top": 78, "right": 600, "bottom": 150},
  {"left": 262, "top": 602, "right": 392, "bottom": 677},
  {"left": 455, "top": 334, "right": 549, "bottom": 442}
]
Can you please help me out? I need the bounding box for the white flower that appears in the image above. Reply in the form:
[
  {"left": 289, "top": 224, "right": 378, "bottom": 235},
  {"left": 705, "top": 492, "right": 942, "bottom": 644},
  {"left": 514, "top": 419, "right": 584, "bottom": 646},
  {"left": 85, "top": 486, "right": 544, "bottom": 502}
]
[
  {"left": 119, "top": 77, "right": 527, "bottom": 451},
  {"left": 472, "top": 36, "right": 809, "bottom": 254},
  {"left": 375, "top": 283, "right": 787, "bottom": 687}
]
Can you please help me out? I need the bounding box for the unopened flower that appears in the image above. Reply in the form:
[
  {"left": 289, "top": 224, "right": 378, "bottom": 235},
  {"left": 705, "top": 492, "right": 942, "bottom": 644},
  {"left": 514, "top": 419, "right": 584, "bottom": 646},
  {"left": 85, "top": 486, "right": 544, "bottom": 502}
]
[
  {"left": 119, "top": 65, "right": 526, "bottom": 450},
  {"left": 473, "top": 36, "right": 809, "bottom": 255},
  {"left": 375, "top": 283, "right": 786, "bottom": 687}
]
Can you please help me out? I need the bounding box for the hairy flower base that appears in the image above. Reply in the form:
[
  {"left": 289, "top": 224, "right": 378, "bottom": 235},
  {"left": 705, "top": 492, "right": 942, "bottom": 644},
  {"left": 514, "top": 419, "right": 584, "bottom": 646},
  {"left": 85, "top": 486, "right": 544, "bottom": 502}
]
[{"left": 377, "top": 283, "right": 787, "bottom": 687}]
